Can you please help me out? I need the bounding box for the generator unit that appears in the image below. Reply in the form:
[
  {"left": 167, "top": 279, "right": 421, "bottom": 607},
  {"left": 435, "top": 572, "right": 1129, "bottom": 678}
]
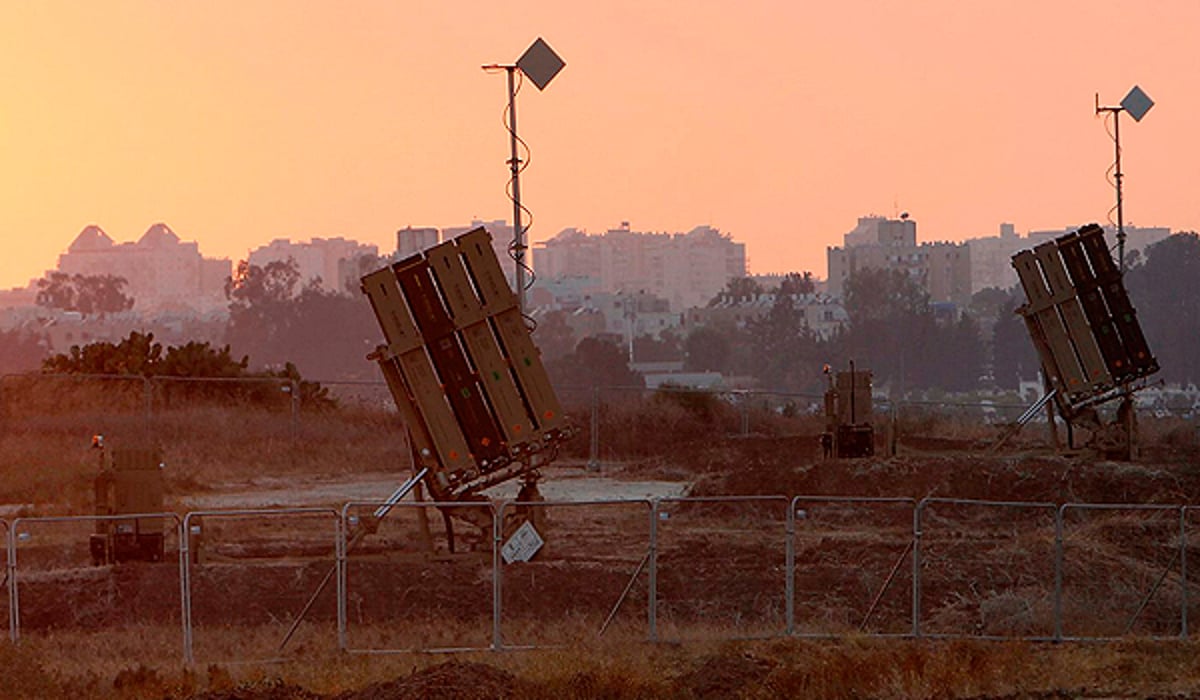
[
  {"left": 90, "top": 438, "right": 166, "bottom": 565},
  {"left": 361, "top": 226, "right": 573, "bottom": 529},
  {"left": 823, "top": 364, "right": 874, "bottom": 458}
]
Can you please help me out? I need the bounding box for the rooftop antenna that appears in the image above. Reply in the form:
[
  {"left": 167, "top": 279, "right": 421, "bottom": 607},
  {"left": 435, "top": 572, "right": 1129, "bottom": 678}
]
[
  {"left": 1095, "top": 85, "right": 1154, "bottom": 273},
  {"left": 483, "top": 38, "right": 566, "bottom": 313}
]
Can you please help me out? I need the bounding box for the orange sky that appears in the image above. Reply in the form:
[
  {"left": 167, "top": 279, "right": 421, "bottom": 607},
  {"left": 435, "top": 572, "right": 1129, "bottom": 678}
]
[{"left": 2, "top": 1, "right": 1198, "bottom": 290}]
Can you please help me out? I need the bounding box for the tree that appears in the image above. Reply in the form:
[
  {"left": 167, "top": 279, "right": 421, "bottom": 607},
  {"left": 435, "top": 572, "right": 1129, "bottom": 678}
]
[
  {"left": 546, "top": 336, "right": 644, "bottom": 390},
  {"left": 839, "top": 268, "right": 930, "bottom": 393},
  {"left": 275, "top": 285, "right": 378, "bottom": 380},
  {"left": 158, "top": 341, "right": 248, "bottom": 377},
  {"left": 224, "top": 259, "right": 303, "bottom": 368},
  {"left": 776, "top": 271, "right": 816, "bottom": 296},
  {"left": 991, "top": 295, "right": 1039, "bottom": 391},
  {"left": 927, "top": 313, "right": 985, "bottom": 392},
  {"left": 843, "top": 267, "right": 929, "bottom": 327},
  {"left": 1126, "top": 232, "right": 1200, "bottom": 385},
  {"left": 746, "top": 291, "right": 822, "bottom": 391},
  {"left": 42, "top": 330, "right": 162, "bottom": 375},
  {"left": 684, "top": 325, "right": 733, "bottom": 373},
  {"left": 707, "top": 276, "right": 764, "bottom": 306},
  {"left": 0, "top": 327, "right": 48, "bottom": 373},
  {"left": 42, "top": 331, "right": 335, "bottom": 409},
  {"left": 969, "top": 286, "right": 1016, "bottom": 322},
  {"left": 531, "top": 310, "right": 577, "bottom": 364},
  {"left": 35, "top": 272, "right": 134, "bottom": 315},
  {"left": 632, "top": 332, "right": 682, "bottom": 363},
  {"left": 224, "top": 259, "right": 381, "bottom": 379}
]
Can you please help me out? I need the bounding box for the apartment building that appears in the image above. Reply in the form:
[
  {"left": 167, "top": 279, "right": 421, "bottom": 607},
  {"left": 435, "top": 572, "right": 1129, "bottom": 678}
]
[
  {"left": 532, "top": 222, "right": 747, "bottom": 312},
  {"left": 247, "top": 237, "right": 379, "bottom": 294},
  {"left": 57, "top": 223, "right": 230, "bottom": 312},
  {"left": 826, "top": 215, "right": 971, "bottom": 307}
]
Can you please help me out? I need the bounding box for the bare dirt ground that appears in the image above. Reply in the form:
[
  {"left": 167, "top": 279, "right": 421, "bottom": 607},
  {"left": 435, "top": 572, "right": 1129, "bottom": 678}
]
[{"left": 179, "top": 463, "right": 687, "bottom": 511}]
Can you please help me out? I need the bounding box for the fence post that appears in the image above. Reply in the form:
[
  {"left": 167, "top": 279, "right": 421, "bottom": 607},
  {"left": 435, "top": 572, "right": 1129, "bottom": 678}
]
[
  {"left": 648, "top": 499, "right": 659, "bottom": 643},
  {"left": 890, "top": 401, "right": 899, "bottom": 456},
  {"left": 785, "top": 498, "right": 796, "bottom": 636},
  {"left": 337, "top": 512, "right": 348, "bottom": 651},
  {"left": 911, "top": 500, "right": 922, "bottom": 637},
  {"left": 492, "top": 502, "right": 503, "bottom": 651},
  {"left": 8, "top": 519, "right": 20, "bottom": 644},
  {"left": 1181, "top": 507, "right": 1189, "bottom": 640},
  {"left": 5, "top": 520, "right": 13, "bottom": 643},
  {"left": 1054, "top": 505, "right": 1064, "bottom": 642},
  {"left": 587, "top": 386, "right": 600, "bottom": 471},
  {"left": 181, "top": 513, "right": 194, "bottom": 664},
  {"left": 289, "top": 379, "right": 300, "bottom": 443}
]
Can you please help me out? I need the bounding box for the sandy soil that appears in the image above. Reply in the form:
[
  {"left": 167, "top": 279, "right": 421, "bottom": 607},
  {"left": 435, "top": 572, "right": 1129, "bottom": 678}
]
[{"left": 179, "top": 465, "right": 687, "bottom": 512}]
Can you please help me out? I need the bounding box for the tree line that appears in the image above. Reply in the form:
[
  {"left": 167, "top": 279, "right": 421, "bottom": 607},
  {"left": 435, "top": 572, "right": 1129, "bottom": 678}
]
[
  {"left": 6, "top": 232, "right": 1200, "bottom": 397},
  {"left": 541, "top": 232, "right": 1200, "bottom": 396}
]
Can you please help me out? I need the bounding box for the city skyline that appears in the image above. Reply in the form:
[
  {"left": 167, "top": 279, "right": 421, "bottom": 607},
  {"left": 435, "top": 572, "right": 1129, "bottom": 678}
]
[{"left": 2, "top": 2, "right": 1198, "bottom": 290}]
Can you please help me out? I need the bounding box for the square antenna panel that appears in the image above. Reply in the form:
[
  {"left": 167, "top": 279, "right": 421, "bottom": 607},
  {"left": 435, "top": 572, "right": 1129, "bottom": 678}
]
[
  {"left": 1121, "top": 85, "right": 1154, "bottom": 122},
  {"left": 517, "top": 37, "right": 565, "bottom": 91}
]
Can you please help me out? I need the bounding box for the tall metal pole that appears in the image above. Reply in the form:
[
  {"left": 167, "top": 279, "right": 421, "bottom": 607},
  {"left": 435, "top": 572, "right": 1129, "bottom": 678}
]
[
  {"left": 506, "top": 66, "right": 527, "bottom": 312},
  {"left": 1112, "top": 109, "right": 1126, "bottom": 272}
]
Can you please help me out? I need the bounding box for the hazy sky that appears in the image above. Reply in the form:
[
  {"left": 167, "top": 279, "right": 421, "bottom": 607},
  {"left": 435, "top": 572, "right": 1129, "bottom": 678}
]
[{"left": 2, "top": 1, "right": 1198, "bottom": 290}]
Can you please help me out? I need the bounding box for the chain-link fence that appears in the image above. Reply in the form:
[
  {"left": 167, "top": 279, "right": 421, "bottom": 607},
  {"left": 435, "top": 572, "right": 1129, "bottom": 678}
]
[
  {"left": 1057, "top": 503, "right": 1185, "bottom": 640},
  {"left": 915, "top": 498, "right": 1057, "bottom": 640},
  {"left": 180, "top": 508, "right": 341, "bottom": 664},
  {"left": 791, "top": 497, "right": 915, "bottom": 637},
  {"left": 337, "top": 500, "right": 496, "bottom": 655},
  {"left": 495, "top": 499, "right": 654, "bottom": 650},
  {"left": 2, "top": 518, "right": 10, "bottom": 643},
  {"left": 652, "top": 496, "right": 790, "bottom": 642},
  {"left": 7, "top": 513, "right": 182, "bottom": 653},
  {"left": 4, "top": 496, "right": 1200, "bottom": 663}
]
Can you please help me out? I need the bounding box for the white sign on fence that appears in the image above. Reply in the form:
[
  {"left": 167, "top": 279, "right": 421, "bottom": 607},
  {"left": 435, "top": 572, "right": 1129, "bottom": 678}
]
[{"left": 501, "top": 520, "right": 544, "bottom": 564}]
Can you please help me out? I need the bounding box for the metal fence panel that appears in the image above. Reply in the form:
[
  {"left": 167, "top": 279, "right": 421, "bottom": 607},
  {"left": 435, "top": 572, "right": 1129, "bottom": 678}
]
[
  {"left": 653, "top": 496, "right": 790, "bottom": 642},
  {"left": 1184, "top": 506, "right": 1198, "bottom": 640},
  {"left": 3, "top": 518, "right": 11, "bottom": 643},
  {"left": 1058, "top": 504, "right": 1184, "bottom": 640},
  {"left": 181, "top": 508, "right": 339, "bottom": 664},
  {"left": 338, "top": 501, "right": 496, "bottom": 654},
  {"left": 496, "top": 499, "right": 653, "bottom": 649},
  {"left": 790, "top": 497, "right": 915, "bottom": 637},
  {"left": 916, "top": 498, "right": 1057, "bottom": 640},
  {"left": 9, "top": 514, "right": 182, "bottom": 648}
]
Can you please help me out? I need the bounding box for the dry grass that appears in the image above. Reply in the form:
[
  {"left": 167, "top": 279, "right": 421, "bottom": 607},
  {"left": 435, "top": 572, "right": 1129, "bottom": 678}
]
[{"left": 8, "top": 628, "right": 1200, "bottom": 699}]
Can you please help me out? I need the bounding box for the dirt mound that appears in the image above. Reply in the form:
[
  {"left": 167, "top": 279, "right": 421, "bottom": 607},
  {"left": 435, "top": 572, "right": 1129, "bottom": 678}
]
[
  {"left": 187, "top": 678, "right": 321, "bottom": 700},
  {"left": 334, "top": 661, "right": 516, "bottom": 700},
  {"left": 672, "top": 651, "right": 776, "bottom": 698}
]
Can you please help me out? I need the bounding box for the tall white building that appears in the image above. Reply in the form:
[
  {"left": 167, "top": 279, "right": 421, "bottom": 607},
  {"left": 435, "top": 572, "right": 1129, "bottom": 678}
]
[
  {"left": 964, "top": 223, "right": 1026, "bottom": 293},
  {"left": 532, "top": 222, "right": 747, "bottom": 311},
  {"left": 56, "top": 223, "right": 230, "bottom": 312},
  {"left": 247, "top": 237, "right": 379, "bottom": 295},
  {"left": 442, "top": 219, "right": 518, "bottom": 289},
  {"left": 827, "top": 216, "right": 971, "bottom": 306},
  {"left": 396, "top": 226, "right": 440, "bottom": 259}
]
